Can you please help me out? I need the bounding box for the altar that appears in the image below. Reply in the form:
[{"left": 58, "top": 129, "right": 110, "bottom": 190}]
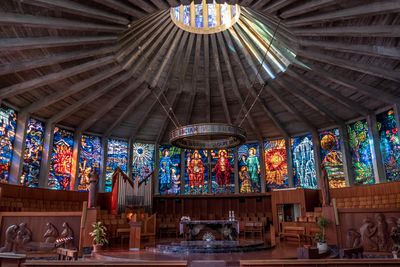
[{"left": 179, "top": 220, "right": 239, "bottom": 241}]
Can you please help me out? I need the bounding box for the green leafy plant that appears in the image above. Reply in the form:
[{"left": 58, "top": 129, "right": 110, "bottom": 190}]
[
  {"left": 314, "top": 216, "right": 330, "bottom": 243},
  {"left": 89, "top": 221, "right": 108, "bottom": 246}
]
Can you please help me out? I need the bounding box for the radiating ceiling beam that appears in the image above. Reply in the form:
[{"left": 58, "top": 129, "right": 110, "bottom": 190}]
[
  {"left": 92, "top": 0, "right": 147, "bottom": 18},
  {"left": 217, "top": 32, "right": 262, "bottom": 140},
  {"left": 22, "top": 65, "right": 122, "bottom": 113},
  {"left": 286, "top": 68, "right": 371, "bottom": 116},
  {"left": 298, "top": 40, "right": 400, "bottom": 60},
  {"left": 203, "top": 34, "right": 211, "bottom": 123},
  {"left": 0, "top": 55, "right": 115, "bottom": 99},
  {"left": 149, "top": 0, "right": 169, "bottom": 10},
  {"left": 292, "top": 25, "right": 400, "bottom": 38},
  {"left": 179, "top": 33, "right": 196, "bottom": 93},
  {"left": 285, "top": 1, "right": 400, "bottom": 27},
  {"left": 263, "top": 0, "right": 296, "bottom": 14},
  {"left": 128, "top": 0, "right": 157, "bottom": 13},
  {"left": 210, "top": 34, "right": 232, "bottom": 124},
  {"left": 0, "top": 36, "right": 117, "bottom": 50},
  {"left": 280, "top": 0, "right": 336, "bottom": 19},
  {"left": 222, "top": 30, "right": 289, "bottom": 137},
  {"left": 21, "top": 0, "right": 129, "bottom": 25},
  {"left": 156, "top": 90, "right": 182, "bottom": 143},
  {"left": 0, "top": 45, "right": 116, "bottom": 76},
  {"left": 297, "top": 50, "right": 400, "bottom": 83},
  {"left": 299, "top": 62, "right": 400, "bottom": 105},
  {"left": 0, "top": 12, "right": 124, "bottom": 32}
]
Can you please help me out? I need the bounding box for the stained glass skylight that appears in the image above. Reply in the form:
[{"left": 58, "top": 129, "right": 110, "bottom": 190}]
[{"left": 171, "top": 0, "right": 240, "bottom": 34}]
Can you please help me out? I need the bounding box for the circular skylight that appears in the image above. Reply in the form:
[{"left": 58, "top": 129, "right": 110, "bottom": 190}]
[{"left": 171, "top": 0, "right": 241, "bottom": 34}]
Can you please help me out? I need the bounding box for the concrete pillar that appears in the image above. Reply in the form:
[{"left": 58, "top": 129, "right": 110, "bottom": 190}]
[
  {"left": 180, "top": 149, "right": 185, "bottom": 194},
  {"left": 154, "top": 143, "right": 160, "bottom": 195},
  {"left": 367, "top": 113, "right": 386, "bottom": 183},
  {"left": 99, "top": 137, "right": 108, "bottom": 192},
  {"left": 285, "top": 137, "right": 294, "bottom": 187},
  {"left": 9, "top": 112, "right": 29, "bottom": 185},
  {"left": 234, "top": 147, "right": 239, "bottom": 194},
  {"left": 259, "top": 140, "right": 266, "bottom": 193},
  {"left": 339, "top": 124, "right": 355, "bottom": 186},
  {"left": 39, "top": 122, "right": 55, "bottom": 188},
  {"left": 312, "top": 130, "right": 323, "bottom": 189}
]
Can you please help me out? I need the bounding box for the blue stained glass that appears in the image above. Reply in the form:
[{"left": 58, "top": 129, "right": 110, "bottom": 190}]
[
  {"left": 195, "top": 4, "right": 203, "bottom": 27},
  {"left": 377, "top": 109, "right": 400, "bottom": 181},
  {"left": 208, "top": 2, "right": 217, "bottom": 27},
  {"left": 184, "top": 149, "right": 208, "bottom": 195},
  {"left": 78, "top": 135, "right": 101, "bottom": 191},
  {"left": 159, "top": 145, "right": 181, "bottom": 195},
  {"left": 174, "top": 6, "right": 180, "bottom": 21},
  {"left": 132, "top": 143, "right": 155, "bottom": 183},
  {"left": 292, "top": 134, "right": 317, "bottom": 189},
  {"left": 264, "top": 139, "right": 288, "bottom": 189},
  {"left": 106, "top": 139, "right": 128, "bottom": 192},
  {"left": 319, "top": 128, "right": 346, "bottom": 188},
  {"left": 183, "top": 5, "right": 190, "bottom": 25},
  {"left": 48, "top": 127, "right": 74, "bottom": 190},
  {"left": 238, "top": 143, "right": 261, "bottom": 193},
  {"left": 21, "top": 118, "right": 44, "bottom": 187},
  {"left": 347, "top": 120, "right": 375, "bottom": 185},
  {"left": 221, "top": 4, "right": 229, "bottom": 25},
  {"left": 211, "top": 149, "right": 234, "bottom": 194},
  {"left": 0, "top": 106, "right": 16, "bottom": 183}
]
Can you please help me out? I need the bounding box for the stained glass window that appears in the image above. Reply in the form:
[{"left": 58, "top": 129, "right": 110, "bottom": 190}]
[
  {"left": 0, "top": 106, "right": 17, "bottom": 183},
  {"left": 48, "top": 127, "right": 74, "bottom": 190},
  {"left": 264, "top": 139, "right": 288, "bottom": 189},
  {"left": 174, "top": 6, "right": 180, "bottom": 21},
  {"left": 132, "top": 143, "right": 155, "bottom": 183},
  {"left": 184, "top": 149, "right": 208, "bottom": 194},
  {"left": 377, "top": 109, "right": 400, "bottom": 181},
  {"left": 183, "top": 5, "right": 190, "bottom": 25},
  {"left": 159, "top": 145, "right": 181, "bottom": 195},
  {"left": 78, "top": 135, "right": 101, "bottom": 191},
  {"left": 292, "top": 134, "right": 317, "bottom": 189},
  {"left": 21, "top": 118, "right": 44, "bottom": 187},
  {"left": 195, "top": 4, "right": 203, "bottom": 28},
  {"left": 319, "top": 128, "right": 346, "bottom": 188},
  {"left": 105, "top": 139, "right": 128, "bottom": 192},
  {"left": 211, "top": 149, "right": 234, "bottom": 193},
  {"left": 221, "top": 3, "right": 230, "bottom": 25},
  {"left": 208, "top": 1, "right": 217, "bottom": 27},
  {"left": 238, "top": 143, "right": 261, "bottom": 193},
  {"left": 347, "top": 120, "right": 375, "bottom": 185}
]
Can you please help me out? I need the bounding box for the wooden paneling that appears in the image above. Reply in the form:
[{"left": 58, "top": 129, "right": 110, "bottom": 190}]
[
  {"left": 240, "top": 259, "right": 400, "bottom": 267},
  {"left": 330, "top": 181, "right": 400, "bottom": 199}
]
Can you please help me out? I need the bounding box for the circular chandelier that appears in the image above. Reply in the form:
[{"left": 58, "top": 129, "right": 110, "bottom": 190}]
[{"left": 170, "top": 123, "right": 246, "bottom": 150}]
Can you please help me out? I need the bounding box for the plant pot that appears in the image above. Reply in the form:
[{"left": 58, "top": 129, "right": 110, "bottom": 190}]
[
  {"left": 317, "top": 242, "right": 328, "bottom": 253},
  {"left": 92, "top": 244, "right": 103, "bottom": 253}
]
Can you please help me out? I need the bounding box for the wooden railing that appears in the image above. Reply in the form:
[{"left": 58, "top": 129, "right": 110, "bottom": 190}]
[
  {"left": 240, "top": 259, "right": 400, "bottom": 267},
  {"left": 22, "top": 260, "right": 187, "bottom": 266}
]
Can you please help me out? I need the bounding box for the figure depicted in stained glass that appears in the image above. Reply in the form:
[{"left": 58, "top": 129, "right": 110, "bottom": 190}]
[
  {"left": 159, "top": 148, "right": 178, "bottom": 192},
  {"left": 105, "top": 139, "right": 128, "bottom": 192},
  {"left": 170, "top": 167, "right": 180, "bottom": 193},
  {"left": 264, "top": 139, "right": 288, "bottom": 189},
  {"left": 239, "top": 166, "right": 252, "bottom": 193},
  {"left": 188, "top": 150, "right": 205, "bottom": 188},
  {"left": 246, "top": 147, "right": 261, "bottom": 189},
  {"left": 78, "top": 135, "right": 101, "bottom": 191},
  {"left": 0, "top": 106, "right": 16, "bottom": 183},
  {"left": 212, "top": 150, "right": 232, "bottom": 189},
  {"left": 292, "top": 135, "right": 317, "bottom": 189}
]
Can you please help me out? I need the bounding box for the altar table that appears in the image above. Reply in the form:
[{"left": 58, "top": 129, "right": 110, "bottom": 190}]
[{"left": 179, "top": 220, "right": 239, "bottom": 241}]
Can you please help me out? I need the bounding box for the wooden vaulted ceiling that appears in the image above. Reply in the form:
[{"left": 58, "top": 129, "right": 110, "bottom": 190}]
[{"left": 0, "top": 0, "right": 399, "bottom": 143}]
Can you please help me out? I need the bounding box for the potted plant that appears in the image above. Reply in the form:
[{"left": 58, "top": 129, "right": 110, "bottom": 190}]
[
  {"left": 315, "top": 216, "right": 330, "bottom": 253},
  {"left": 89, "top": 221, "right": 108, "bottom": 253}
]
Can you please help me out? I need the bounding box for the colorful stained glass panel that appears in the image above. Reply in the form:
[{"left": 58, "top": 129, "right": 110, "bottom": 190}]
[
  {"left": 184, "top": 149, "right": 208, "bottom": 194},
  {"left": 238, "top": 143, "right": 261, "bottom": 193},
  {"left": 292, "top": 134, "right": 317, "bottom": 189},
  {"left": 195, "top": 4, "right": 203, "bottom": 27},
  {"left": 319, "top": 128, "right": 346, "bottom": 188},
  {"left": 211, "top": 149, "right": 234, "bottom": 193},
  {"left": 377, "top": 109, "right": 400, "bottom": 181},
  {"left": 106, "top": 139, "right": 128, "bottom": 192},
  {"left": 132, "top": 143, "right": 155, "bottom": 183},
  {"left": 264, "top": 139, "right": 288, "bottom": 189},
  {"left": 0, "top": 106, "right": 16, "bottom": 183},
  {"left": 48, "top": 127, "right": 74, "bottom": 190},
  {"left": 347, "top": 120, "right": 375, "bottom": 185},
  {"left": 183, "top": 5, "right": 190, "bottom": 25},
  {"left": 78, "top": 135, "right": 101, "bottom": 191},
  {"left": 21, "top": 118, "right": 44, "bottom": 187},
  {"left": 159, "top": 145, "right": 181, "bottom": 195},
  {"left": 208, "top": 2, "right": 217, "bottom": 27}
]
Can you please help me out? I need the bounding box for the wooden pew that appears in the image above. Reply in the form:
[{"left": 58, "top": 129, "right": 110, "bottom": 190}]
[
  {"left": 278, "top": 226, "right": 305, "bottom": 246},
  {"left": 22, "top": 260, "right": 187, "bottom": 266},
  {"left": 240, "top": 259, "right": 400, "bottom": 267}
]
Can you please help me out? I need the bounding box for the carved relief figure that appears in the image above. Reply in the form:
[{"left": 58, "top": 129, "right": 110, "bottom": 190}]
[
  {"left": 359, "top": 218, "right": 378, "bottom": 251},
  {"left": 390, "top": 218, "right": 400, "bottom": 255},
  {"left": 15, "top": 222, "right": 32, "bottom": 250},
  {"left": 43, "top": 222, "right": 59, "bottom": 243},
  {"left": 0, "top": 224, "right": 18, "bottom": 252},
  {"left": 60, "top": 222, "right": 74, "bottom": 249},
  {"left": 375, "top": 213, "right": 389, "bottom": 251},
  {"left": 346, "top": 229, "right": 361, "bottom": 248}
]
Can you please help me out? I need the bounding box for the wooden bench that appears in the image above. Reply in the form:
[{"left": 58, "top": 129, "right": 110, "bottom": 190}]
[
  {"left": 0, "top": 253, "right": 26, "bottom": 267},
  {"left": 56, "top": 248, "right": 78, "bottom": 261},
  {"left": 22, "top": 260, "right": 188, "bottom": 266},
  {"left": 240, "top": 259, "right": 400, "bottom": 267},
  {"left": 279, "top": 226, "right": 305, "bottom": 246}
]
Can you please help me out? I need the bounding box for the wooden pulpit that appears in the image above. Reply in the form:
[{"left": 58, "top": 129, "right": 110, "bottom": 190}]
[{"left": 129, "top": 221, "right": 142, "bottom": 251}]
